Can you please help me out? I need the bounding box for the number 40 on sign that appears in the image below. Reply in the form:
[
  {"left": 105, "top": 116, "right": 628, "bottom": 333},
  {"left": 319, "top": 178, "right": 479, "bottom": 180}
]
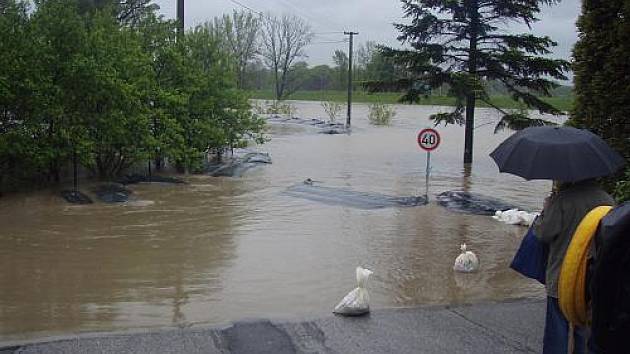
[
  {"left": 417, "top": 128, "right": 441, "bottom": 200},
  {"left": 417, "top": 128, "right": 441, "bottom": 151}
]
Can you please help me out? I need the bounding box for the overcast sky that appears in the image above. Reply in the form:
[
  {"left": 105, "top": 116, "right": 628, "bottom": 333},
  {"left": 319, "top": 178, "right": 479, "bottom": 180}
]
[{"left": 154, "top": 0, "right": 580, "bottom": 76}]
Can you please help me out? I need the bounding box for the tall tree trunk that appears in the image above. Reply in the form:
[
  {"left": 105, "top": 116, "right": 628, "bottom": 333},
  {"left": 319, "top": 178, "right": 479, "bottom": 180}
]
[
  {"left": 73, "top": 150, "right": 78, "bottom": 191},
  {"left": 464, "top": 95, "right": 475, "bottom": 164},
  {"left": 152, "top": 115, "right": 163, "bottom": 171},
  {"left": 49, "top": 160, "right": 60, "bottom": 183},
  {"left": 238, "top": 61, "right": 246, "bottom": 89},
  {"left": 464, "top": 0, "right": 479, "bottom": 164},
  {"left": 154, "top": 155, "right": 162, "bottom": 171},
  {"left": 47, "top": 119, "right": 60, "bottom": 182},
  {"left": 274, "top": 64, "right": 281, "bottom": 100}
]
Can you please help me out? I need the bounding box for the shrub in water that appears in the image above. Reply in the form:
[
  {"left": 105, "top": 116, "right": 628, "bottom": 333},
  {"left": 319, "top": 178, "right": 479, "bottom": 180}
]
[
  {"left": 321, "top": 101, "right": 343, "bottom": 123},
  {"left": 368, "top": 102, "right": 396, "bottom": 126},
  {"left": 266, "top": 100, "right": 297, "bottom": 118},
  {"left": 252, "top": 101, "right": 267, "bottom": 115}
]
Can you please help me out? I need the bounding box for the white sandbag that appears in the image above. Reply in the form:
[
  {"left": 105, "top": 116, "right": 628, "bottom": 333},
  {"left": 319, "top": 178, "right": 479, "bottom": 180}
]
[
  {"left": 333, "top": 267, "right": 373, "bottom": 316},
  {"left": 493, "top": 209, "right": 521, "bottom": 225},
  {"left": 492, "top": 209, "right": 539, "bottom": 226},
  {"left": 453, "top": 244, "right": 480, "bottom": 273},
  {"left": 518, "top": 210, "right": 538, "bottom": 226}
]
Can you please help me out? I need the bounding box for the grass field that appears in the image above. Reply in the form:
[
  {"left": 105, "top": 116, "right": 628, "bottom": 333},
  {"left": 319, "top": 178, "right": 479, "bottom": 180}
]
[{"left": 248, "top": 90, "right": 574, "bottom": 113}]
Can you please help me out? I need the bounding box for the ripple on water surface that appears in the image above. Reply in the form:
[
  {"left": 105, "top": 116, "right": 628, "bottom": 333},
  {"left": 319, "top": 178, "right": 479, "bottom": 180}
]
[{"left": 0, "top": 102, "right": 550, "bottom": 343}]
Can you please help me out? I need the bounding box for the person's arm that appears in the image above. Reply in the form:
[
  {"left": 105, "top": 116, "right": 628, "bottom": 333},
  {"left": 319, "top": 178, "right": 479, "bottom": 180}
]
[{"left": 533, "top": 195, "right": 562, "bottom": 244}]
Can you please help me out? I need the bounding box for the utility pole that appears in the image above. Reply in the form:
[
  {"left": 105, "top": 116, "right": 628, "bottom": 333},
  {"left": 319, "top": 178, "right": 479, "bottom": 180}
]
[
  {"left": 344, "top": 31, "right": 358, "bottom": 128},
  {"left": 177, "top": 0, "right": 184, "bottom": 37}
]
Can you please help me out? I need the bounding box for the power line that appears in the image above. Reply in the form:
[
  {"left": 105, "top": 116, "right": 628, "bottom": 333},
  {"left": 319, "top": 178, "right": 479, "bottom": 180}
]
[
  {"left": 225, "top": 0, "right": 348, "bottom": 47},
  {"left": 225, "top": 0, "right": 293, "bottom": 31},
  {"left": 272, "top": 0, "right": 345, "bottom": 31},
  {"left": 313, "top": 34, "right": 345, "bottom": 42},
  {"left": 227, "top": 0, "right": 263, "bottom": 16},
  {"left": 310, "top": 40, "right": 349, "bottom": 45},
  {"left": 227, "top": 0, "right": 347, "bottom": 35}
]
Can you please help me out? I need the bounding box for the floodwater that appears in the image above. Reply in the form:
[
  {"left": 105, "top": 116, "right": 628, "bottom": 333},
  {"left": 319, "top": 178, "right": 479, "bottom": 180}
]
[{"left": 0, "top": 101, "right": 561, "bottom": 344}]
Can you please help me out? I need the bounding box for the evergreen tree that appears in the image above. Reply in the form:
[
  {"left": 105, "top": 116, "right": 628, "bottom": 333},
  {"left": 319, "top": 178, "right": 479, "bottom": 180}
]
[
  {"left": 369, "top": 0, "right": 569, "bottom": 163},
  {"left": 570, "top": 0, "right": 630, "bottom": 201}
]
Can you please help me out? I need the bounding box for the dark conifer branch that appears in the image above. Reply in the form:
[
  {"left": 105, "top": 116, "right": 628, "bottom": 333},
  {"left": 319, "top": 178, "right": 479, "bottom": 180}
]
[{"left": 367, "top": 0, "right": 569, "bottom": 162}]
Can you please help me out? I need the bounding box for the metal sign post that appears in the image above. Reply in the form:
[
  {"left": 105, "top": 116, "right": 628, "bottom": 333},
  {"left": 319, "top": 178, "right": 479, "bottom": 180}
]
[
  {"left": 417, "top": 128, "right": 441, "bottom": 201},
  {"left": 425, "top": 150, "right": 431, "bottom": 200}
]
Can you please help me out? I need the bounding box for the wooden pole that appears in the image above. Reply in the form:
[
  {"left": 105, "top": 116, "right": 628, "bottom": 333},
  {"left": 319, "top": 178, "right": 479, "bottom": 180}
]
[
  {"left": 177, "top": 0, "right": 184, "bottom": 37},
  {"left": 344, "top": 31, "right": 358, "bottom": 128}
]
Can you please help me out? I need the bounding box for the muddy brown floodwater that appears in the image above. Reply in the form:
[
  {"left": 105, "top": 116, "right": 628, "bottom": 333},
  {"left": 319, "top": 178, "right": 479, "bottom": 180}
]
[{"left": 0, "top": 101, "right": 561, "bottom": 344}]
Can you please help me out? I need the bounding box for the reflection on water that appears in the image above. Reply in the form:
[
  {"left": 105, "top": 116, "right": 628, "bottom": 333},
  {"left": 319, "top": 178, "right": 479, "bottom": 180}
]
[{"left": 0, "top": 101, "right": 556, "bottom": 343}]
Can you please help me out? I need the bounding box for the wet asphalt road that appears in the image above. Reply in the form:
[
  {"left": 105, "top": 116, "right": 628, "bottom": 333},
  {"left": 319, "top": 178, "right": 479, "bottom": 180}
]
[{"left": 1, "top": 298, "right": 544, "bottom": 354}]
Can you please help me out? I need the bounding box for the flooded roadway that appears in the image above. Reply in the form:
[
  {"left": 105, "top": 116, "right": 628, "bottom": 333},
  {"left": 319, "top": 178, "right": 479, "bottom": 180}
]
[{"left": 0, "top": 101, "right": 560, "bottom": 343}]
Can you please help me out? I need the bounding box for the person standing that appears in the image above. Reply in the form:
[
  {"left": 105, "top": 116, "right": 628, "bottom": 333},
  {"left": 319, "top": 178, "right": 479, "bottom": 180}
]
[
  {"left": 534, "top": 180, "right": 614, "bottom": 354},
  {"left": 489, "top": 126, "right": 625, "bottom": 353}
]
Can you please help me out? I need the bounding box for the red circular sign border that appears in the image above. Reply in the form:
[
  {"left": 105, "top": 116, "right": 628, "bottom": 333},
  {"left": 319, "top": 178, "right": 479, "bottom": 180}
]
[{"left": 417, "top": 128, "right": 441, "bottom": 152}]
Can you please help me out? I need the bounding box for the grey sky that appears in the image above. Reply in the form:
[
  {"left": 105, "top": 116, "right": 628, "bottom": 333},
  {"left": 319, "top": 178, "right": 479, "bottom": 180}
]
[{"left": 155, "top": 0, "right": 580, "bottom": 73}]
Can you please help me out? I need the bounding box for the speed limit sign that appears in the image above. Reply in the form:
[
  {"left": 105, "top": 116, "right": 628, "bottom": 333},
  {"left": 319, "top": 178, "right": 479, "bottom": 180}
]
[
  {"left": 417, "top": 128, "right": 440, "bottom": 201},
  {"left": 417, "top": 128, "right": 441, "bottom": 151}
]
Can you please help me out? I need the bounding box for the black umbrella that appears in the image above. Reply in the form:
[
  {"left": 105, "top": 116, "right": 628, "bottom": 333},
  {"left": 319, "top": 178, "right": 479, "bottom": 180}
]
[{"left": 490, "top": 126, "right": 625, "bottom": 182}]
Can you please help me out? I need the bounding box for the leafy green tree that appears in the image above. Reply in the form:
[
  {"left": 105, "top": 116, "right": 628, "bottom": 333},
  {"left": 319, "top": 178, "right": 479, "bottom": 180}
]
[
  {"left": 137, "top": 13, "right": 188, "bottom": 171},
  {"left": 185, "top": 24, "right": 265, "bottom": 167},
  {"left": 366, "top": 51, "right": 399, "bottom": 86},
  {"left": 243, "top": 59, "right": 272, "bottom": 90},
  {"left": 0, "top": 0, "right": 48, "bottom": 188},
  {"left": 25, "top": 0, "right": 155, "bottom": 179},
  {"left": 1, "top": 0, "right": 267, "bottom": 191},
  {"left": 306, "top": 64, "right": 334, "bottom": 91},
  {"left": 78, "top": 0, "right": 158, "bottom": 26},
  {"left": 76, "top": 8, "right": 155, "bottom": 178},
  {"left": 355, "top": 41, "right": 399, "bottom": 85},
  {"left": 29, "top": 0, "right": 92, "bottom": 181},
  {"left": 116, "top": 0, "right": 158, "bottom": 26},
  {"left": 570, "top": 0, "right": 630, "bottom": 201},
  {"left": 369, "top": 0, "right": 569, "bottom": 163},
  {"left": 287, "top": 62, "right": 332, "bottom": 92},
  {"left": 136, "top": 13, "right": 266, "bottom": 173},
  {"left": 284, "top": 61, "right": 311, "bottom": 94}
]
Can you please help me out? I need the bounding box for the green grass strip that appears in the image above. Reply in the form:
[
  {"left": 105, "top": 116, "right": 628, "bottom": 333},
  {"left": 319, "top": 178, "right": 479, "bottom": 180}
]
[{"left": 248, "top": 90, "right": 574, "bottom": 113}]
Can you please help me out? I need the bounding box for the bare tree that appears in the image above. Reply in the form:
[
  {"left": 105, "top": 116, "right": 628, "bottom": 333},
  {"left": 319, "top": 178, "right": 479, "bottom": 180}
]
[
  {"left": 212, "top": 10, "right": 260, "bottom": 89},
  {"left": 260, "top": 13, "right": 313, "bottom": 100}
]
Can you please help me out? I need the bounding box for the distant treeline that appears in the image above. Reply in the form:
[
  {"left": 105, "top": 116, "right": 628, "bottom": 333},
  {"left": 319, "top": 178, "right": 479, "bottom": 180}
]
[
  {"left": 0, "top": 0, "right": 265, "bottom": 191},
  {"left": 243, "top": 57, "right": 573, "bottom": 99},
  {"left": 241, "top": 49, "right": 573, "bottom": 99}
]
